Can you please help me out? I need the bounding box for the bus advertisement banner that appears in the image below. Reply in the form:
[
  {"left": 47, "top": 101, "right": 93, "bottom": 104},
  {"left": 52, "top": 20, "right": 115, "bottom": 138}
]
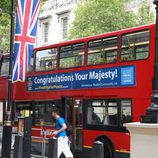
[{"left": 26, "top": 65, "right": 135, "bottom": 91}]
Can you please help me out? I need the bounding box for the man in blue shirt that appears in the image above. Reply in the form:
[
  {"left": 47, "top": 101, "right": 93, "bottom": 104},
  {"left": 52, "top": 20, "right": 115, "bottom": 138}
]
[{"left": 52, "top": 109, "right": 73, "bottom": 158}]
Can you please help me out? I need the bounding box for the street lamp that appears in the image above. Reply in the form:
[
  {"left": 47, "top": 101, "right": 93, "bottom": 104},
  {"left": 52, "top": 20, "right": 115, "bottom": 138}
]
[
  {"left": 1, "top": 0, "right": 15, "bottom": 157},
  {"left": 153, "top": 1, "right": 158, "bottom": 97}
]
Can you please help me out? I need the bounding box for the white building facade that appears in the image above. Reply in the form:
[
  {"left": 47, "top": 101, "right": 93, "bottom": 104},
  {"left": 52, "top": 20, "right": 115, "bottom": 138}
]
[
  {"left": 36, "top": 0, "right": 154, "bottom": 47},
  {"left": 127, "top": 0, "right": 154, "bottom": 13},
  {"left": 36, "top": 0, "right": 80, "bottom": 47}
]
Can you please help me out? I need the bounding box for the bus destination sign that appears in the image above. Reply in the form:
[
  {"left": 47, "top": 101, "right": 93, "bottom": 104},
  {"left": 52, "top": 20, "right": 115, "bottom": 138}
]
[{"left": 26, "top": 65, "right": 135, "bottom": 91}]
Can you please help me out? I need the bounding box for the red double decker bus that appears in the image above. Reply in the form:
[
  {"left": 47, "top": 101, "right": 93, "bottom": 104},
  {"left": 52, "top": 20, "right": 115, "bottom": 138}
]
[{"left": 13, "top": 24, "right": 155, "bottom": 158}]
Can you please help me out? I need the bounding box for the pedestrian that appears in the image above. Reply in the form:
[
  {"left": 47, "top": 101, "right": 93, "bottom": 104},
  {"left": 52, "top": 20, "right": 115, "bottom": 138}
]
[{"left": 52, "top": 108, "right": 73, "bottom": 158}]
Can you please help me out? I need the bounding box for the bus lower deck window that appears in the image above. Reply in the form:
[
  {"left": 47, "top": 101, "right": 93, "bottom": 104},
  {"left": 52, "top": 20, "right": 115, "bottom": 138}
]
[
  {"left": 86, "top": 99, "right": 132, "bottom": 127},
  {"left": 33, "top": 101, "right": 57, "bottom": 126},
  {"left": 120, "top": 100, "right": 132, "bottom": 124},
  {"left": 87, "top": 99, "right": 118, "bottom": 126}
]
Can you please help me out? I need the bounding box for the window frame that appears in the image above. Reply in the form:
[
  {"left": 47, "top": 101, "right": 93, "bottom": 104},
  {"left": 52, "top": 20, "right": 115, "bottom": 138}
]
[
  {"left": 120, "top": 99, "right": 132, "bottom": 125},
  {"left": 61, "top": 17, "right": 68, "bottom": 39},
  {"left": 33, "top": 100, "right": 58, "bottom": 127},
  {"left": 59, "top": 42, "right": 85, "bottom": 69},
  {"left": 14, "top": 101, "right": 33, "bottom": 124},
  {"left": 87, "top": 36, "right": 118, "bottom": 66},
  {"left": 120, "top": 29, "right": 150, "bottom": 62},
  {"left": 58, "top": 12, "right": 69, "bottom": 41},
  {"left": 27, "top": 53, "right": 35, "bottom": 73},
  {"left": 0, "top": 55, "right": 10, "bottom": 77},
  {"left": 14, "top": 100, "right": 61, "bottom": 127},
  {"left": 43, "top": 22, "right": 49, "bottom": 43},
  {"left": 84, "top": 98, "right": 132, "bottom": 132},
  {"left": 35, "top": 47, "right": 58, "bottom": 72},
  {"left": 86, "top": 99, "right": 119, "bottom": 126}
]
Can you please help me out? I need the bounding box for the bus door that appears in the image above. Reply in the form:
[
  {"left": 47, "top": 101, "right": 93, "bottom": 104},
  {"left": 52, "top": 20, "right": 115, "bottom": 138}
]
[{"left": 64, "top": 97, "right": 83, "bottom": 153}]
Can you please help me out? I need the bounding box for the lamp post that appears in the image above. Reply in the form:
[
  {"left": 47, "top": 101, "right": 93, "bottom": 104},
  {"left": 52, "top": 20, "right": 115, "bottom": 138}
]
[
  {"left": 153, "top": 0, "right": 158, "bottom": 99},
  {"left": 141, "top": 0, "right": 158, "bottom": 123},
  {"left": 1, "top": 0, "right": 15, "bottom": 157}
]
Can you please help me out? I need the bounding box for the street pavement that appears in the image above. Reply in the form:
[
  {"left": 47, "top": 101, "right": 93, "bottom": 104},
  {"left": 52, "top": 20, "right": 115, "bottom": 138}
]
[
  {"left": 0, "top": 129, "right": 81, "bottom": 158},
  {"left": 0, "top": 126, "right": 83, "bottom": 158}
]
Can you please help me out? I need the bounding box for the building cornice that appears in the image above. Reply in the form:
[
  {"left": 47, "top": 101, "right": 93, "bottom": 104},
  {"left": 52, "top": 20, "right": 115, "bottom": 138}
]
[{"left": 42, "top": 0, "right": 78, "bottom": 12}]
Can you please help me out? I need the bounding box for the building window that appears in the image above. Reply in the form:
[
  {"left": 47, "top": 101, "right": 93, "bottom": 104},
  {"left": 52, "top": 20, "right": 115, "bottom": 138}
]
[
  {"left": 61, "top": 17, "right": 68, "bottom": 39},
  {"left": 58, "top": 12, "right": 69, "bottom": 40},
  {"left": 43, "top": 22, "right": 49, "bottom": 43}
]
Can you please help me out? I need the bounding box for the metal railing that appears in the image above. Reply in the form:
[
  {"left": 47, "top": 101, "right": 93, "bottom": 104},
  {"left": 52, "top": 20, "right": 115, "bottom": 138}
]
[{"left": 31, "top": 129, "right": 51, "bottom": 158}]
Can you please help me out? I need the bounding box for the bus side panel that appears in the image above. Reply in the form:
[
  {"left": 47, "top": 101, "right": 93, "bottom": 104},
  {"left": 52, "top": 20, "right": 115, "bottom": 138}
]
[
  {"left": 83, "top": 130, "right": 130, "bottom": 154},
  {"left": 0, "top": 77, "right": 8, "bottom": 100},
  {"left": 83, "top": 148, "right": 130, "bottom": 158}
]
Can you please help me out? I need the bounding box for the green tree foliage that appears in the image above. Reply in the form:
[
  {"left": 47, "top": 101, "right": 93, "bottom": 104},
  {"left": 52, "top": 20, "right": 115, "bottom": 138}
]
[
  {"left": 0, "top": 0, "right": 11, "bottom": 52},
  {"left": 0, "top": 13, "right": 10, "bottom": 52},
  {"left": 136, "top": 0, "right": 154, "bottom": 26},
  {"left": 69, "top": 0, "right": 154, "bottom": 39},
  {"left": 0, "top": 0, "right": 12, "bottom": 14}
]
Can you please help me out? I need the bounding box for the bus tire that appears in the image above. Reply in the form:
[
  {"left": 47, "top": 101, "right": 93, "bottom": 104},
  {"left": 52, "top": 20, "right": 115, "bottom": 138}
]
[{"left": 96, "top": 136, "right": 115, "bottom": 158}]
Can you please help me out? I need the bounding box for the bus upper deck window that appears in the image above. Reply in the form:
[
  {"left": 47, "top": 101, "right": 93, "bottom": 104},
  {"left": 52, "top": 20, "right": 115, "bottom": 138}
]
[
  {"left": 35, "top": 48, "right": 57, "bottom": 71},
  {"left": 0, "top": 56, "right": 9, "bottom": 76},
  {"left": 28, "top": 53, "right": 34, "bottom": 73},
  {"left": 88, "top": 36, "right": 118, "bottom": 65},
  {"left": 59, "top": 43, "right": 85, "bottom": 69},
  {"left": 121, "top": 30, "right": 150, "bottom": 61}
]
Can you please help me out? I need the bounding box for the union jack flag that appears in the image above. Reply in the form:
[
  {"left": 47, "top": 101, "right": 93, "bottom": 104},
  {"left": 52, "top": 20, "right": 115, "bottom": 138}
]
[{"left": 12, "top": 0, "right": 41, "bottom": 82}]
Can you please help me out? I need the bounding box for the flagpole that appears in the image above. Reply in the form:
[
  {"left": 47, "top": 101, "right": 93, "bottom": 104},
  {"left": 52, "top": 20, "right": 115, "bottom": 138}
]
[{"left": 1, "top": 0, "right": 15, "bottom": 157}]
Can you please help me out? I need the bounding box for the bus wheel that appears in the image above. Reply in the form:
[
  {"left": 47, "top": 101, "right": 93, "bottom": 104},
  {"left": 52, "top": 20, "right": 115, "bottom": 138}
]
[{"left": 98, "top": 138, "right": 115, "bottom": 158}]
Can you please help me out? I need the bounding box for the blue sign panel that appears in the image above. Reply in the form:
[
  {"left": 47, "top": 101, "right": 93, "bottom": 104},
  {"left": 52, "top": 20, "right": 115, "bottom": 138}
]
[{"left": 26, "top": 65, "right": 135, "bottom": 91}]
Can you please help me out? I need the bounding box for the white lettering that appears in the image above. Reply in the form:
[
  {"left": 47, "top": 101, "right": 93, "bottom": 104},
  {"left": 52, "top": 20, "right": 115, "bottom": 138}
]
[
  {"left": 89, "top": 69, "right": 118, "bottom": 81},
  {"left": 75, "top": 73, "right": 88, "bottom": 81}
]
